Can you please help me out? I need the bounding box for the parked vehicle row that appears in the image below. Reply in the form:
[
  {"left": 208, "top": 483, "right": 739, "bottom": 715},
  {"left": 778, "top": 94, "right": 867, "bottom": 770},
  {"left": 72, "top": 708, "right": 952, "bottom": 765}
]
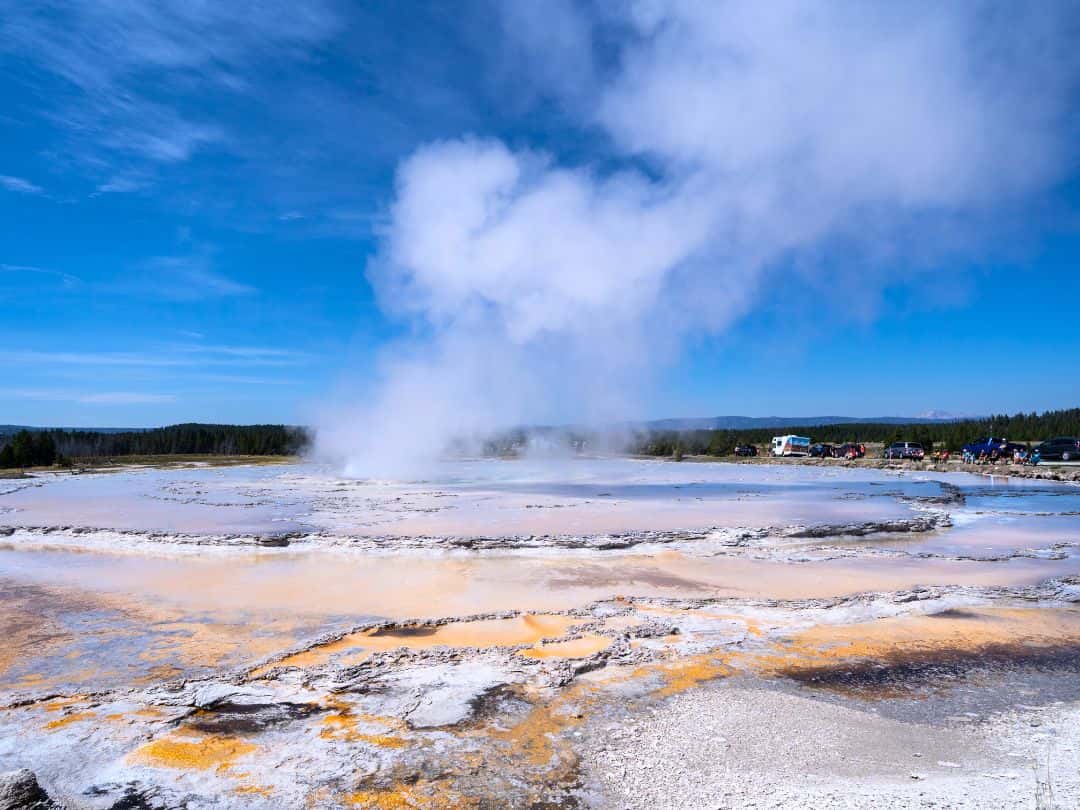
[
  {"left": 772, "top": 436, "right": 868, "bottom": 458},
  {"left": 960, "top": 436, "right": 1080, "bottom": 463},
  {"left": 746, "top": 435, "right": 1080, "bottom": 463},
  {"left": 807, "top": 442, "right": 867, "bottom": 459}
]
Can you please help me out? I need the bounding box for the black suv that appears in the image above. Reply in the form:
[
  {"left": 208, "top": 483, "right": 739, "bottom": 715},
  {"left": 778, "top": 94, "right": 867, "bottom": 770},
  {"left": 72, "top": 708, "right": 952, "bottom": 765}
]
[
  {"left": 733, "top": 444, "right": 758, "bottom": 457},
  {"left": 809, "top": 443, "right": 835, "bottom": 458},
  {"left": 884, "top": 442, "right": 925, "bottom": 460},
  {"left": 1034, "top": 437, "right": 1080, "bottom": 461}
]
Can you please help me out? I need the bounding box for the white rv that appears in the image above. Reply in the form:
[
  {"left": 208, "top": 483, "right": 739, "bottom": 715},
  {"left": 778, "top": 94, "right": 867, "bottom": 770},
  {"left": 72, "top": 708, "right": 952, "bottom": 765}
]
[{"left": 771, "top": 435, "right": 811, "bottom": 457}]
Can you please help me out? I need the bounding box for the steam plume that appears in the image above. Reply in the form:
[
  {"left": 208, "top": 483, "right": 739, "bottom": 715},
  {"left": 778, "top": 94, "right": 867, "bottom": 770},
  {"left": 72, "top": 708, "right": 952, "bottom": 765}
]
[{"left": 317, "top": 1, "right": 1077, "bottom": 474}]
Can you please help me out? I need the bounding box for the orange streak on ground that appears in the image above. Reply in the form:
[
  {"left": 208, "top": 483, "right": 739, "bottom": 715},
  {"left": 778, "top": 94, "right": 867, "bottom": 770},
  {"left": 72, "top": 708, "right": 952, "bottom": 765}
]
[
  {"left": 252, "top": 614, "right": 586, "bottom": 676},
  {"left": 639, "top": 653, "right": 735, "bottom": 697},
  {"left": 129, "top": 730, "right": 258, "bottom": 772},
  {"left": 232, "top": 784, "right": 274, "bottom": 798},
  {"left": 41, "top": 696, "right": 86, "bottom": 712},
  {"left": 343, "top": 783, "right": 476, "bottom": 809},
  {"left": 319, "top": 702, "right": 410, "bottom": 748},
  {"left": 43, "top": 710, "right": 95, "bottom": 730}
]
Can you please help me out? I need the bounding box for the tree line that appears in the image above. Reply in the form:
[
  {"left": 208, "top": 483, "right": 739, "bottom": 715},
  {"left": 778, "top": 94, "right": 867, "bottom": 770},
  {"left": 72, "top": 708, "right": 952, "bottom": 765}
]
[
  {"left": 630, "top": 408, "right": 1080, "bottom": 457},
  {"left": 0, "top": 431, "right": 57, "bottom": 468},
  {"left": 0, "top": 423, "right": 310, "bottom": 468}
]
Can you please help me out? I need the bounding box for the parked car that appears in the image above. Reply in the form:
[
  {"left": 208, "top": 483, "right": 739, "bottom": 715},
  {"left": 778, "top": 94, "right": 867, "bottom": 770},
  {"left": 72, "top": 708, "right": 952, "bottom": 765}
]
[
  {"left": 836, "top": 442, "right": 866, "bottom": 459},
  {"left": 884, "top": 442, "right": 925, "bottom": 460},
  {"left": 1033, "top": 437, "right": 1080, "bottom": 461},
  {"left": 809, "top": 443, "right": 835, "bottom": 458},
  {"left": 733, "top": 444, "right": 758, "bottom": 457},
  {"left": 962, "top": 437, "right": 1026, "bottom": 459}
]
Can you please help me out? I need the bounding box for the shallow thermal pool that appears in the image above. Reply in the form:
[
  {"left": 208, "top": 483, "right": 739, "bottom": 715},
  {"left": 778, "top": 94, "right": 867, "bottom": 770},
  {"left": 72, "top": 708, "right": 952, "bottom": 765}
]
[
  {"left": 3, "top": 456, "right": 1062, "bottom": 538},
  {"left": 1, "top": 456, "right": 1078, "bottom": 642}
]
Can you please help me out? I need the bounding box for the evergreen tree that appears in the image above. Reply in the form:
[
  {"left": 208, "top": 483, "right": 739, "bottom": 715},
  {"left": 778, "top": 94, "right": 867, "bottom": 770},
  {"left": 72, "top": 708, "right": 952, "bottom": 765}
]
[{"left": 11, "top": 431, "right": 34, "bottom": 467}]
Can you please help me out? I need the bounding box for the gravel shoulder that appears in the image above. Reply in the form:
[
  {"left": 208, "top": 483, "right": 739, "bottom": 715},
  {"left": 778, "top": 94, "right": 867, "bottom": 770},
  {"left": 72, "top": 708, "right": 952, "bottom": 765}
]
[{"left": 578, "top": 678, "right": 1080, "bottom": 809}]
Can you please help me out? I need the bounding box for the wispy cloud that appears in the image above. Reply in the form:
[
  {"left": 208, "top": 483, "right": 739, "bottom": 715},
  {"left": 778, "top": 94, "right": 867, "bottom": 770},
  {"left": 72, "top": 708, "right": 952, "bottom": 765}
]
[
  {"left": 6, "top": 389, "right": 176, "bottom": 404},
  {"left": 96, "top": 175, "right": 150, "bottom": 194},
  {"left": 0, "top": 347, "right": 309, "bottom": 368},
  {"left": 0, "top": 263, "right": 81, "bottom": 288},
  {"left": 170, "top": 343, "right": 312, "bottom": 360},
  {"left": 0, "top": 175, "right": 43, "bottom": 195},
  {"left": 196, "top": 374, "right": 301, "bottom": 386},
  {"left": 1, "top": 1, "right": 339, "bottom": 180},
  {"left": 132, "top": 255, "right": 257, "bottom": 300}
]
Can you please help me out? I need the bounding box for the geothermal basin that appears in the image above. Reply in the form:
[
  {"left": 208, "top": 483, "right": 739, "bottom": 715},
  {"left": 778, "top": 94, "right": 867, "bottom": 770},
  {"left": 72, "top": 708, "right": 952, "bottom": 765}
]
[{"left": 1, "top": 458, "right": 1079, "bottom": 808}]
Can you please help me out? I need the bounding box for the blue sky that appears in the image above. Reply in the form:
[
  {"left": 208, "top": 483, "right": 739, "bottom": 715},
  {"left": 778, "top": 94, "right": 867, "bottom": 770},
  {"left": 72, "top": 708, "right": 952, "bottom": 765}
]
[{"left": 1, "top": 1, "right": 1078, "bottom": 428}]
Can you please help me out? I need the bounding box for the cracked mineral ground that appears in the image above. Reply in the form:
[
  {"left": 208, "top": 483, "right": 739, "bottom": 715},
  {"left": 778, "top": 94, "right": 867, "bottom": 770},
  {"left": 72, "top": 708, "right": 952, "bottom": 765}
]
[{"left": 1, "top": 457, "right": 1079, "bottom": 808}]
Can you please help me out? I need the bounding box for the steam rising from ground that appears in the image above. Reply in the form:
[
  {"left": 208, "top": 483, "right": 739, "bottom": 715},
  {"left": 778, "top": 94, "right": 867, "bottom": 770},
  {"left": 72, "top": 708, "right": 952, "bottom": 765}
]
[{"left": 317, "top": 1, "right": 1077, "bottom": 476}]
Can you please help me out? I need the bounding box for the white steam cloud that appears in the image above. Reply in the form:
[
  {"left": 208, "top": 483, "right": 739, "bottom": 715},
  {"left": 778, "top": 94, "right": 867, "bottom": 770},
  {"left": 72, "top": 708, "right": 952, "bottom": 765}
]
[{"left": 317, "top": 1, "right": 1076, "bottom": 475}]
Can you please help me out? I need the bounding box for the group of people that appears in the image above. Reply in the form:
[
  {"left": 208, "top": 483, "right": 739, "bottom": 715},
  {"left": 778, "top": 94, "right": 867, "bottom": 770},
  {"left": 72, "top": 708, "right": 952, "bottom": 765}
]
[{"left": 961, "top": 447, "right": 1040, "bottom": 466}]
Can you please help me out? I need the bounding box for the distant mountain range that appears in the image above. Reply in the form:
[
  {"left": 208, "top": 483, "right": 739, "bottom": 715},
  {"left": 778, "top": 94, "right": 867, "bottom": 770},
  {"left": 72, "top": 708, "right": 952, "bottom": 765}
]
[{"left": 642, "top": 414, "right": 974, "bottom": 431}]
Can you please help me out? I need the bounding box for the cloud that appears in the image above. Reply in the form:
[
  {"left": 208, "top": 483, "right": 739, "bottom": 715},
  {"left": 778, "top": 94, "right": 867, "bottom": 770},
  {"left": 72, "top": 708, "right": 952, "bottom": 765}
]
[
  {"left": 3, "top": 255, "right": 253, "bottom": 300},
  {"left": 195, "top": 374, "right": 301, "bottom": 386},
  {"left": 0, "top": 264, "right": 81, "bottom": 288},
  {"left": 171, "top": 344, "right": 312, "bottom": 360},
  {"left": 319, "top": 0, "right": 1079, "bottom": 473},
  {"left": 0, "top": 347, "right": 308, "bottom": 368},
  {"left": 0, "top": 0, "right": 339, "bottom": 173},
  {"left": 0, "top": 175, "right": 43, "bottom": 194},
  {"left": 96, "top": 175, "right": 150, "bottom": 194},
  {"left": 6, "top": 389, "right": 176, "bottom": 404},
  {"left": 137, "top": 256, "right": 257, "bottom": 299}
]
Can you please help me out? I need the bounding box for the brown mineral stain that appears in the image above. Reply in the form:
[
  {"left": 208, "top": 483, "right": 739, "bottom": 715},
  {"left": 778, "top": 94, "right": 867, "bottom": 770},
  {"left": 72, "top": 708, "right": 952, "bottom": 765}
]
[
  {"left": 755, "top": 607, "right": 1080, "bottom": 672},
  {"left": 129, "top": 730, "right": 258, "bottom": 771},
  {"left": 750, "top": 606, "right": 1080, "bottom": 696}
]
